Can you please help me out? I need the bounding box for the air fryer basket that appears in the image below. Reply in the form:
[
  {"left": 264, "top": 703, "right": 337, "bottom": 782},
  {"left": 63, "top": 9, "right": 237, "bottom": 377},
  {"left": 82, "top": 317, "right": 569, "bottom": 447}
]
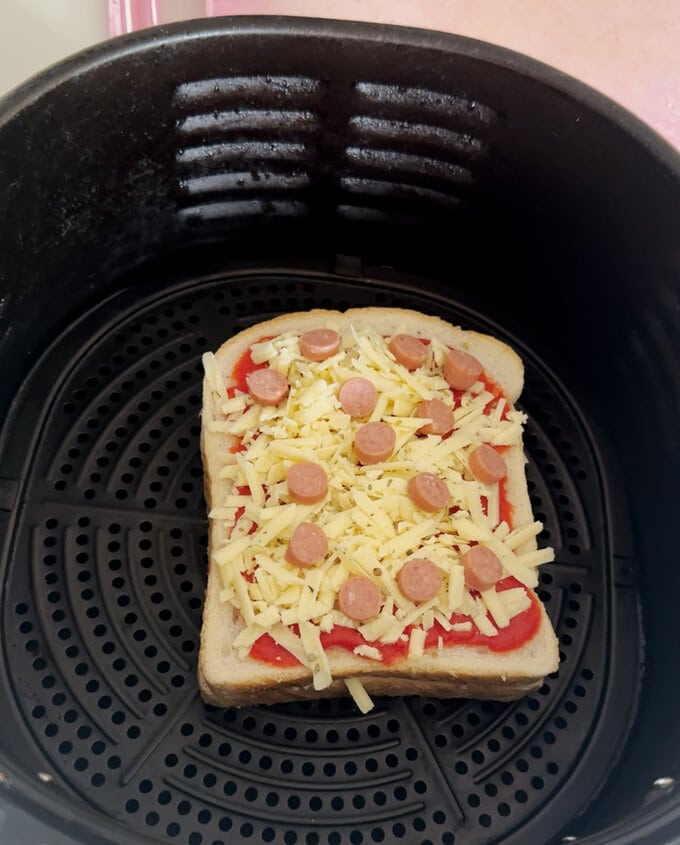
[{"left": 0, "top": 17, "right": 679, "bottom": 845}]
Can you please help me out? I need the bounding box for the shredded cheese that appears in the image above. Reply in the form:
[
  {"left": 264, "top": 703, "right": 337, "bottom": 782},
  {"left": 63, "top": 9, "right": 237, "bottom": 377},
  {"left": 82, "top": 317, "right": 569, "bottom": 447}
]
[
  {"left": 354, "top": 644, "right": 382, "bottom": 661},
  {"left": 204, "top": 325, "right": 555, "bottom": 692},
  {"left": 344, "top": 677, "right": 375, "bottom": 714}
]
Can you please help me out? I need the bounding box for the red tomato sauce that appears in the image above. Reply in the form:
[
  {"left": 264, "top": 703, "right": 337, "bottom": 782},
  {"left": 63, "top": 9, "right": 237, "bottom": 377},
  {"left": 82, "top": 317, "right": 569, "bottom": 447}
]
[
  {"left": 227, "top": 336, "right": 273, "bottom": 397},
  {"left": 499, "top": 477, "right": 513, "bottom": 527},
  {"left": 479, "top": 372, "right": 504, "bottom": 402},
  {"left": 249, "top": 577, "right": 540, "bottom": 666}
]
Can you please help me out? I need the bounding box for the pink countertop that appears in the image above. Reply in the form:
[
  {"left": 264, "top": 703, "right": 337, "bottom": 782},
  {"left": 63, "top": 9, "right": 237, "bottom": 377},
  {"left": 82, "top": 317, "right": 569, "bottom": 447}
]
[
  {"left": 182, "top": 0, "right": 678, "bottom": 153},
  {"left": 13, "top": 0, "right": 675, "bottom": 153}
]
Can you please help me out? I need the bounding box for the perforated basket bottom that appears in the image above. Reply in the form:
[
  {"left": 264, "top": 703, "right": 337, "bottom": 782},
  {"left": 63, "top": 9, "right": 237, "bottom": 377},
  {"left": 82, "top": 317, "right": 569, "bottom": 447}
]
[{"left": 0, "top": 270, "right": 639, "bottom": 845}]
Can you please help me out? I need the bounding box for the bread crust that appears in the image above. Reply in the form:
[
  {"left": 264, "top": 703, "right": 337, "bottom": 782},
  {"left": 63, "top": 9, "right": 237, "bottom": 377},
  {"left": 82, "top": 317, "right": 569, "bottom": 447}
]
[{"left": 199, "top": 308, "right": 559, "bottom": 707}]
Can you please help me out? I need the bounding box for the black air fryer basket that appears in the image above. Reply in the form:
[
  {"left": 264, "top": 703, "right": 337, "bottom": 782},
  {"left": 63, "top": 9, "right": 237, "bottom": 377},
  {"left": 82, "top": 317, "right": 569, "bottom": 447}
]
[{"left": 0, "top": 16, "right": 679, "bottom": 845}]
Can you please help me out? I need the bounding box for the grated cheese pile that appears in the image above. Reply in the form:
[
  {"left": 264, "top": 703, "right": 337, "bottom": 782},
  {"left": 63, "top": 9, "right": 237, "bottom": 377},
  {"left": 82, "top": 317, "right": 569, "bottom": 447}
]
[{"left": 202, "top": 326, "right": 554, "bottom": 694}]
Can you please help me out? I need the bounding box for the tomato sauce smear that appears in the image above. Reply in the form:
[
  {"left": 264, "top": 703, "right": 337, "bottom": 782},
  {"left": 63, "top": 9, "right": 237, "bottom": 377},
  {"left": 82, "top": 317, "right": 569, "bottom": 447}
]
[
  {"left": 226, "top": 336, "right": 274, "bottom": 398},
  {"left": 249, "top": 578, "right": 541, "bottom": 667}
]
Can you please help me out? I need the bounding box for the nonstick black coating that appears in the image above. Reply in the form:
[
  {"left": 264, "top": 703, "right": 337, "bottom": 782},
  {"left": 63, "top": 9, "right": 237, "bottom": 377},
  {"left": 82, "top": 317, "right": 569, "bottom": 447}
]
[{"left": 0, "top": 16, "right": 679, "bottom": 845}]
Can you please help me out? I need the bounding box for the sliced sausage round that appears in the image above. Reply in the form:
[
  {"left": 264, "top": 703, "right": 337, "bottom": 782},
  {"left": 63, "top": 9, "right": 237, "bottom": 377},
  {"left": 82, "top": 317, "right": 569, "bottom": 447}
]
[
  {"left": 246, "top": 367, "right": 289, "bottom": 406},
  {"left": 338, "top": 377, "right": 378, "bottom": 418},
  {"left": 389, "top": 334, "right": 427, "bottom": 370},
  {"left": 407, "top": 472, "right": 450, "bottom": 512},
  {"left": 285, "top": 522, "right": 328, "bottom": 567},
  {"left": 415, "top": 398, "right": 454, "bottom": 436},
  {"left": 443, "top": 348, "right": 483, "bottom": 390},
  {"left": 300, "top": 328, "right": 340, "bottom": 362},
  {"left": 338, "top": 576, "right": 382, "bottom": 621},
  {"left": 287, "top": 461, "right": 328, "bottom": 505},
  {"left": 354, "top": 421, "right": 396, "bottom": 465},
  {"left": 469, "top": 444, "right": 507, "bottom": 485},
  {"left": 397, "top": 558, "right": 442, "bottom": 604},
  {"left": 460, "top": 545, "right": 503, "bottom": 592}
]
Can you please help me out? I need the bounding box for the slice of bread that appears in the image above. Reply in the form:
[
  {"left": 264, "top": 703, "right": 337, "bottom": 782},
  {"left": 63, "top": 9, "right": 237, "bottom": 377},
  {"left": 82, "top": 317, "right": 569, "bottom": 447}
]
[{"left": 198, "top": 308, "right": 559, "bottom": 708}]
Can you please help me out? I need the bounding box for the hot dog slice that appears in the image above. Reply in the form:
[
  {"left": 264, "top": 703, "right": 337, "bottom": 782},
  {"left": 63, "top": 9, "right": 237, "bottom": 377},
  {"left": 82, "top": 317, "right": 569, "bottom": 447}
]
[
  {"left": 397, "top": 558, "right": 442, "bottom": 603},
  {"left": 300, "top": 328, "right": 340, "bottom": 362},
  {"left": 287, "top": 461, "right": 328, "bottom": 505},
  {"left": 285, "top": 522, "right": 328, "bottom": 567},
  {"left": 246, "top": 367, "right": 289, "bottom": 406},
  {"left": 338, "top": 576, "right": 382, "bottom": 621},
  {"left": 461, "top": 546, "right": 503, "bottom": 592},
  {"left": 354, "top": 422, "right": 396, "bottom": 465},
  {"left": 338, "top": 377, "right": 378, "bottom": 418},
  {"left": 415, "top": 399, "right": 454, "bottom": 436},
  {"left": 469, "top": 444, "right": 507, "bottom": 485},
  {"left": 443, "top": 348, "right": 483, "bottom": 390},
  {"left": 389, "top": 334, "right": 427, "bottom": 370},
  {"left": 407, "top": 472, "right": 450, "bottom": 512}
]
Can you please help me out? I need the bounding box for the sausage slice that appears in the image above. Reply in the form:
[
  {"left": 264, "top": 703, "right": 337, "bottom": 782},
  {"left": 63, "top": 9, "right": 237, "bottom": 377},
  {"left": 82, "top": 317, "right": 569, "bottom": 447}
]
[
  {"left": 338, "top": 576, "right": 382, "bottom": 621},
  {"left": 443, "top": 348, "right": 483, "bottom": 390},
  {"left": 287, "top": 461, "right": 328, "bottom": 504},
  {"left": 285, "top": 522, "right": 328, "bottom": 567},
  {"left": 245, "top": 367, "right": 289, "bottom": 406},
  {"left": 415, "top": 399, "right": 454, "bottom": 436},
  {"left": 397, "top": 558, "right": 442, "bottom": 603},
  {"left": 469, "top": 444, "right": 507, "bottom": 485},
  {"left": 354, "top": 422, "right": 396, "bottom": 465},
  {"left": 300, "top": 328, "right": 340, "bottom": 362},
  {"left": 389, "top": 334, "right": 427, "bottom": 370},
  {"left": 460, "top": 546, "right": 503, "bottom": 592},
  {"left": 407, "top": 472, "right": 450, "bottom": 512},
  {"left": 338, "top": 377, "right": 378, "bottom": 418}
]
